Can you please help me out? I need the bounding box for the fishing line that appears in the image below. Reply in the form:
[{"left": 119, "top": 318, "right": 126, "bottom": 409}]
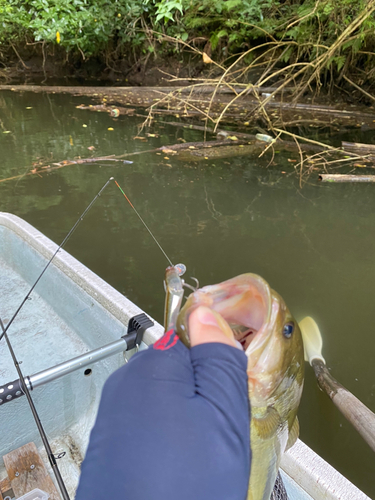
[
  {"left": 114, "top": 179, "right": 174, "bottom": 267},
  {"left": 0, "top": 317, "right": 70, "bottom": 500},
  {"left": 0, "top": 175, "right": 172, "bottom": 498},
  {"left": 0, "top": 177, "right": 113, "bottom": 344}
]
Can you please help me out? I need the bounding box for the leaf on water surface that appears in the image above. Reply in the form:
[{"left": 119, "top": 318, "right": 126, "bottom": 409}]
[
  {"left": 82, "top": 124, "right": 87, "bottom": 128},
  {"left": 108, "top": 127, "right": 114, "bottom": 131},
  {"left": 26, "top": 107, "right": 33, "bottom": 109},
  {"left": 3, "top": 131, "right": 11, "bottom": 134},
  {"left": 87, "top": 146, "right": 95, "bottom": 151}
]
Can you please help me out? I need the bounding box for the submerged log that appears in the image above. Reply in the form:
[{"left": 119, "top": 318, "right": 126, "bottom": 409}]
[
  {"left": 319, "top": 174, "right": 375, "bottom": 182},
  {"left": 2, "top": 84, "right": 375, "bottom": 129},
  {"left": 342, "top": 141, "right": 375, "bottom": 156}
]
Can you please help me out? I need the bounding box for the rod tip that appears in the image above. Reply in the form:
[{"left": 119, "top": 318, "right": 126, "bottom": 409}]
[{"left": 110, "top": 177, "right": 115, "bottom": 181}]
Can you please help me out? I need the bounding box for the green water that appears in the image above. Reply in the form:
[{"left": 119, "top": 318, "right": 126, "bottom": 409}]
[{"left": 1, "top": 90, "right": 375, "bottom": 498}]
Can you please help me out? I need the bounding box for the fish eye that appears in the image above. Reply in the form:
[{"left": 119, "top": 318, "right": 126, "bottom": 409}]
[{"left": 283, "top": 322, "right": 294, "bottom": 339}]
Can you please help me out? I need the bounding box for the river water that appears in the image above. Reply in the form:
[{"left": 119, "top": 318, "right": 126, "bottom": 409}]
[{"left": 1, "top": 90, "right": 375, "bottom": 497}]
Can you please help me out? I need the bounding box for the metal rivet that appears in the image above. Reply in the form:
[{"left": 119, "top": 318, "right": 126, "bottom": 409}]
[
  {"left": 0, "top": 388, "right": 4, "bottom": 393},
  {"left": 16, "top": 391, "right": 22, "bottom": 396},
  {"left": 30, "top": 465, "right": 35, "bottom": 470},
  {"left": 7, "top": 385, "right": 13, "bottom": 390},
  {"left": 15, "top": 472, "right": 19, "bottom": 477},
  {"left": 6, "top": 395, "right": 12, "bottom": 400}
]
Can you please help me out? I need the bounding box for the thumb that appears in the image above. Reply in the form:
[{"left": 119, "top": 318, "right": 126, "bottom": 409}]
[{"left": 188, "top": 306, "right": 238, "bottom": 348}]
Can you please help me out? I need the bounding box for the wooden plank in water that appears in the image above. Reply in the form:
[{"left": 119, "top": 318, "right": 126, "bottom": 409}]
[{"left": 3, "top": 442, "right": 61, "bottom": 500}]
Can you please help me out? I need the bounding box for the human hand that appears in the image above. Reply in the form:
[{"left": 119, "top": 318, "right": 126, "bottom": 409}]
[{"left": 76, "top": 306, "right": 250, "bottom": 500}]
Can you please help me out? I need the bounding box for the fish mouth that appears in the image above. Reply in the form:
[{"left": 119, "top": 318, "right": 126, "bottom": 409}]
[{"left": 194, "top": 273, "right": 273, "bottom": 352}]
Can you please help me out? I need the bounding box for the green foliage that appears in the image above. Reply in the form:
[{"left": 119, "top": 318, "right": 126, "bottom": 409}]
[
  {"left": 0, "top": 0, "right": 374, "bottom": 84},
  {"left": 0, "top": 0, "right": 152, "bottom": 55}
]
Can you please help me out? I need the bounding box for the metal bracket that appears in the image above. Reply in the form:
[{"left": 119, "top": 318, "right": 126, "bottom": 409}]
[
  {"left": 122, "top": 313, "right": 154, "bottom": 351},
  {"left": 0, "top": 313, "right": 154, "bottom": 408}
]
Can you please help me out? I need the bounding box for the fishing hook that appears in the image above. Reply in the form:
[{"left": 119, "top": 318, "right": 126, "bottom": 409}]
[{"left": 183, "top": 277, "right": 200, "bottom": 293}]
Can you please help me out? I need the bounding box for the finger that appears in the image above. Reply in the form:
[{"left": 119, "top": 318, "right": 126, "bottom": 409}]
[{"left": 188, "top": 306, "right": 238, "bottom": 348}]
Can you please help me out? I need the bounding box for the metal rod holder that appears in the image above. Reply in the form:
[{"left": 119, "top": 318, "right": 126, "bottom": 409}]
[{"left": 0, "top": 313, "right": 153, "bottom": 407}]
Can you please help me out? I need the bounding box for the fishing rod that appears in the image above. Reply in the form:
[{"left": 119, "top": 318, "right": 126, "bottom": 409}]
[
  {"left": 113, "top": 179, "right": 188, "bottom": 330},
  {"left": 0, "top": 177, "right": 113, "bottom": 344},
  {"left": 114, "top": 179, "right": 174, "bottom": 267},
  {"left": 0, "top": 177, "right": 114, "bottom": 500},
  {"left": 0, "top": 176, "right": 183, "bottom": 499},
  {"left": 0, "top": 317, "right": 70, "bottom": 500},
  {"left": 0, "top": 176, "right": 176, "bottom": 347}
]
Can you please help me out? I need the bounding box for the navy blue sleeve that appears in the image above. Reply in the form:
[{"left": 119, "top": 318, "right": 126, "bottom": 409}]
[{"left": 75, "top": 331, "right": 251, "bottom": 500}]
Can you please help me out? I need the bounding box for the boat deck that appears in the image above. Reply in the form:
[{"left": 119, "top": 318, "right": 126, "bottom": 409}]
[{"left": 0, "top": 255, "right": 88, "bottom": 382}]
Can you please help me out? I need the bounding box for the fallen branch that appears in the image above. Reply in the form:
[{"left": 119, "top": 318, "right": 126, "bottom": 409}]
[
  {"left": 343, "top": 75, "right": 375, "bottom": 103},
  {"left": 342, "top": 142, "right": 375, "bottom": 156},
  {"left": 319, "top": 174, "right": 375, "bottom": 182}
]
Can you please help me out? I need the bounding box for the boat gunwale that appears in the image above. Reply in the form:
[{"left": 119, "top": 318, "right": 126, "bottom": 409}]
[{"left": 0, "top": 212, "right": 164, "bottom": 347}]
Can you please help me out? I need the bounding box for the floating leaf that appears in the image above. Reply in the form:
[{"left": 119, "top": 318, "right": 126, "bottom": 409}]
[
  {"left": 108, "top": 127, "right": 114, "bottom": 131},
  {"left": 26, "top": 106, "right": 32, "bottom": 109},
  {"left": 87, "top": 146, "right": 95, "bottom": 151},
  {"left": 82, "top": 124, "right": 87, "bottom": 128},
  {"left": 3, "top": 131, "right": 11, "bottom": 134}
]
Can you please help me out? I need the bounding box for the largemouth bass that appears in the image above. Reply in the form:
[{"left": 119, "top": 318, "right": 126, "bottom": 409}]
[{"left": 174, "top": 273, "right": 304, "bottom": 500}]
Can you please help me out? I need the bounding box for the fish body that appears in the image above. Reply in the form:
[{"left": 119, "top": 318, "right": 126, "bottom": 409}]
[{"left": 174, "top": 273, "right": 304, "bottom": 500}]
